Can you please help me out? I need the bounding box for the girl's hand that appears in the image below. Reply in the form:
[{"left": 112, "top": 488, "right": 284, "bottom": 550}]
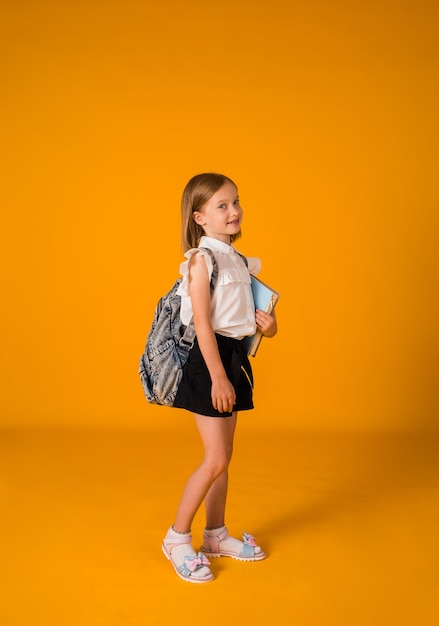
[
  {"left": 211, "top": 375, "right": 236, "bottom": 413},
  {"left": 255, "top": 309, "right": 278, "bottom": 338}
]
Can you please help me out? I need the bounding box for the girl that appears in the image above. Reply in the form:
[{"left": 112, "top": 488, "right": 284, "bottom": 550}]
[{"left": 162, "top": 173, "right": 277, "bottom": 583}]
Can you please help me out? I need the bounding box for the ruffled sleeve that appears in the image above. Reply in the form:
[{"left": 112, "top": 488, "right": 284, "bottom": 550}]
[
  {"left": 176, "top": 247, "right": 215, "bottom": 297},
  {"left": 247, "top": 256, "right": 261, "bottom": 276}
]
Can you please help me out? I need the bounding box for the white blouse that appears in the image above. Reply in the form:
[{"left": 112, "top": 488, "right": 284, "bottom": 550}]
[{"left": 176, "top": 236, "right": 261, "bottom": 339}]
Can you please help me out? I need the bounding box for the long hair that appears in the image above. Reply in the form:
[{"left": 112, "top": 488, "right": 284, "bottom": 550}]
[{"left": 181, "top": 173, "right": 242, "bottom": 251}]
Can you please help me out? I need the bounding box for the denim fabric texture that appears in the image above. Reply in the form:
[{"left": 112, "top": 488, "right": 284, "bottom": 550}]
[{"left": 139, "top": 248, "right": 218, "bottom": 406}]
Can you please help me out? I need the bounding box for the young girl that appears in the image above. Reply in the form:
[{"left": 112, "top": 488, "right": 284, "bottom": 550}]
[{"left": 162, "top": 173, "right": 277, "bottom": 583}]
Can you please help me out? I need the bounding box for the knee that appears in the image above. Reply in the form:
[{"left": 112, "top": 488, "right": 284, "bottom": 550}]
[
  {"left": 204, "top": 452, "right": 232, "bottom": 480},
  {"left": 218, "top": 444, "right": 233, "bottom": 473}
]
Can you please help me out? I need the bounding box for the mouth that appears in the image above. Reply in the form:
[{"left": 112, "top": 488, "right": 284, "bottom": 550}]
[{"left": 227, "top": 219, "right": 240, "bottom": 226}]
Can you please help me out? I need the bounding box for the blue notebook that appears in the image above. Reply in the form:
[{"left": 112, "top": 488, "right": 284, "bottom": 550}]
[{"left": 243, "top": 275, "right": 280, "bottom": 357}]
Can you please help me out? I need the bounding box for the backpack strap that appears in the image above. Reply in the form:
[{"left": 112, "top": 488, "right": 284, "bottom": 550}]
[
  {"left": 201, "top": 247, "right": 220, "bottom": 295},
  {"left": 179, "top": 247, "right": 218, "bottom": 349},
  {"left": 235, "top": 250, "right": 248, "bottom": 268}
]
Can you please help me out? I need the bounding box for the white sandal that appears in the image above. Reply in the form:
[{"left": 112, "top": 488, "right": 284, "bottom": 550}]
[
  {"left": 162, "top": 528, "right": 214, "bottom": 583},
  {"left": 201, "top": 527, "right": 265, "bottom": 561}
]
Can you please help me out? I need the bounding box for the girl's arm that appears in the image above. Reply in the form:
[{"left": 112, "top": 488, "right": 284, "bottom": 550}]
[{"left": 188, "top": 253, "right": 236, "bottom": 413}]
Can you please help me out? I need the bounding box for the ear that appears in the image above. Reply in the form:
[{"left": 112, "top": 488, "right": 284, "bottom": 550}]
[{"left": 193, "top": 212, "right": 205, "bottom": 225}]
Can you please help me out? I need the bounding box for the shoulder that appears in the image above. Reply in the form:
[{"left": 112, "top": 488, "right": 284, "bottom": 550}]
[
  {"left": 186, "top": 248, "right": 213, "bottom": 285},
  {"left": 187, "top": 247, "right": 215, "bottom": 267},
  {"left": 189, "top": 250, "right": 208, "bottom": 270}
]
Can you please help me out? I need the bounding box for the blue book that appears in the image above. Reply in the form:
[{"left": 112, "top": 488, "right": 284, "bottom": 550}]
[{"left": 243, "top": 275, "right": 280, "bottom": 357}]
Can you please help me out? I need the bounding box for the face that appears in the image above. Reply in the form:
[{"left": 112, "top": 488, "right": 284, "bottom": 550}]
[{"left": 193, "top": 181, "right": 243, "bottom": 244}]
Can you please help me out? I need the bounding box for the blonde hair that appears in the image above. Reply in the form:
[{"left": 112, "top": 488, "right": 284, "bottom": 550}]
[{"left": 181, "top": 172, "right": 242, "bottom": 251}]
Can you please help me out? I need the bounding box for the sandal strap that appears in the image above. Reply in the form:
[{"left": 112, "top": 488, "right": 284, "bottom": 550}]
[
  {"left": 239, "top": 542, "right": 256, "bottom": 557},
  {"left": 203, "top": 526, "right": 228, "bottom": 552},
  {"left": 164, "top": 531, "right": 192, "bottom": 556},
  {"left": 203, "top": 527, "right": 261, "bottom": 557},
  {"left": 178, "top": 552, "right": 210, "bottom": 577}
]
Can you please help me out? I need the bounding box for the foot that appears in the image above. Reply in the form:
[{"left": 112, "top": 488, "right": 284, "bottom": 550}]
[
  {"left": 162, "top": 526, "right": 214, "bottom": 583},
  {"left": 201, "top": 526, "right": 265, "bottom": 561}
]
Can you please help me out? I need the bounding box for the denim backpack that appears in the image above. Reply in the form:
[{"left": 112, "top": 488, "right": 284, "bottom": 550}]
[{"left": 139, "top": 247, "right": 218, "bottom": 406}]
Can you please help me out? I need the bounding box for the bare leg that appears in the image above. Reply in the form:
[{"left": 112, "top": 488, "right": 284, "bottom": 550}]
[
  {"left": 173, "top": 412, "right": 237, "bottom": 533},
  {"left": 204, "top": 413, "right": 237, "bottom": 528},
  {"left": 204, "top": 472, "right": 228, "bottom": 529}
]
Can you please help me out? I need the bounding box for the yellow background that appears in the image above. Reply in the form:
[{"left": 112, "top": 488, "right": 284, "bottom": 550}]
[
  {"left": 1, "top": 3, "right": 439, "bottom": 625},
  {"left": 1, "top": 0, "right": 438, "bottom": 432}
]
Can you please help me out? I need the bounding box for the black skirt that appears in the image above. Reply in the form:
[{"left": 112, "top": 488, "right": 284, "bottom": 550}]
[{"left": 173, "top": 333, "right": 254, "bottom": 418}]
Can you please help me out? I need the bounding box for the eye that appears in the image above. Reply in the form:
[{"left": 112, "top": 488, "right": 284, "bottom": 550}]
[
  {"left": 218, "top": 203, "right": 227, "bottom": 209},
  {"left": 233, "top": 199, "right": 240, "bottom": 205}
]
